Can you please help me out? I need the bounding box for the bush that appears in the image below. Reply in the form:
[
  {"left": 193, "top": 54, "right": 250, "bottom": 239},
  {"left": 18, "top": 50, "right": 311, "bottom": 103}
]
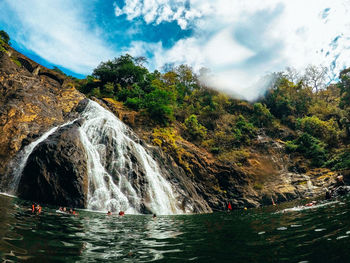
[
  {"left": 184, "top": 114, "right": 207, "bottom": 140},
  {"left": 125, "top": 97, "right": 143, "bottom": 110},
  {"left": 144, "top": 89, "right": 173, "bottom": 125},
  {"left": 325, "top": 150, "right": 350, "bottom": 170},
  {"left": 234, "top": 115, "right": 257, "bottom": 144},
  {"left": 286, "top": 133, "right": 327, "bottom": 167},
  {"left": 90, "top": 87, "right": 101, "bottom": 97},
  {"left": 252, "top": 102, "right": 273, "bottom": 127},
  {"left": 297, "top": 116, "right": 339, "bottom": 145},
  {"left": 217, "top": 149, "right": 250, "bottom": 164},
  {"left": 101, "top": 82, "right": 114, "bottom": 98}
]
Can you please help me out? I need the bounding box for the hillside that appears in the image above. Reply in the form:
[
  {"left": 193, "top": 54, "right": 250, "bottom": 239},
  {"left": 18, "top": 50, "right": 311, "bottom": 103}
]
[
  {"left": 1, "top": 36, "right": 350, "bottom": 211},
  {"left": 74, "top": 54, "right": 350, "bottom": 205}
]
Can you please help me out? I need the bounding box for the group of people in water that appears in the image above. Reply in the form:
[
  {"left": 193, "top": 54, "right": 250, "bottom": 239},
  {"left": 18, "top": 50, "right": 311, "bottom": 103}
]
[
  {"left": 58, "top": 207, "right": 78, "bottom": 215},
  {"left": 31, "top": 205, "right": 157, "bottom": 218}
]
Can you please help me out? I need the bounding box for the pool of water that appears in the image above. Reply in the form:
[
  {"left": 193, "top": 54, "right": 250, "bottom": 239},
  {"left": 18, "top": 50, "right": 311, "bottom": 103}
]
[{"left": 1, "top": 193, "right": 350, "bottom": 262}]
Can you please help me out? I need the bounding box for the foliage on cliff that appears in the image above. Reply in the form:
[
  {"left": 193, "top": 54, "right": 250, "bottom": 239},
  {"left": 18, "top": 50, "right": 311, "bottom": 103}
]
[{"left": 75, "top": 54, "right": 350, "bottom": 171}]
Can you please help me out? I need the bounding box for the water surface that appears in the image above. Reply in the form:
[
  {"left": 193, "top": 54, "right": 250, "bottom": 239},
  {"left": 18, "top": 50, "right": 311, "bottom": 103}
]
[{"left": 1, "top": 194, "right": 350, "bottom": 262}]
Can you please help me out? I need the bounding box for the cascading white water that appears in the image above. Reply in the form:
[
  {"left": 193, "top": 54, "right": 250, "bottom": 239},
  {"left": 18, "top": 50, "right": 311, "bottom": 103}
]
[{"left": 79, "top": 100, "right": 183, "bottom": 215}]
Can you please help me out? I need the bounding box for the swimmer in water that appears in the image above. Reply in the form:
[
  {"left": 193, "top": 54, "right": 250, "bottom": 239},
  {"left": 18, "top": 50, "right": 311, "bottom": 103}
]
[
  {"left": 107, "top": 211, "right": 112, "bottom": 215},
  {"left": 305, "top": 201, "right": 317, "bottom": 207}
]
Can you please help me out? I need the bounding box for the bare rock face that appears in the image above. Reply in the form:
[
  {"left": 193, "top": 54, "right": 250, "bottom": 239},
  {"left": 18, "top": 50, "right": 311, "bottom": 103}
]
[
  {"left": 146, "top": 144, "right": 213, "bottom": 213},
  {"left": 0, "top": 48, "right": 85, "bottom": 184},
  {"left": 17, "top": 121, "right": 88, "bottom": 208}
]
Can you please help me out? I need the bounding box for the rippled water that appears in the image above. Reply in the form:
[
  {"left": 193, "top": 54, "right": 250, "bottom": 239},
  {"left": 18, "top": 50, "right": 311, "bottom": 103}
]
[{"left": 1, "top": 194, "right": 350, "bottom": 262}]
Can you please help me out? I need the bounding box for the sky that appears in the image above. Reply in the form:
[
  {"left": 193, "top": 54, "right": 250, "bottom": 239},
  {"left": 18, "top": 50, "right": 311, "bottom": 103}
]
[{"left": 1, "top": 0, "right": 350, "bottom": 100}]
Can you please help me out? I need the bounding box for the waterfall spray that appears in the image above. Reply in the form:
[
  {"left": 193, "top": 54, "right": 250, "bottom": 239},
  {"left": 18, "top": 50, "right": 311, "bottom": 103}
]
[{"left": 79, "top": 100, "right": 183, "bottom": 215}]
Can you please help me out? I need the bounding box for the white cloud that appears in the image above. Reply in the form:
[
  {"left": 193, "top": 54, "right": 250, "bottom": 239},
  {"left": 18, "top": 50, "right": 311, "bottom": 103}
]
[
  {"left": 1, "top": 0, "right": 349, "bottom": 100},
  {"left": 1, "top": 0, "right": 114, "bottom": 74},
  {"left": 114, "top": 0, "right": 201, "bottom": 29},
  {"left": 116, "top": 0, "right": 350, "bottom": 100}
]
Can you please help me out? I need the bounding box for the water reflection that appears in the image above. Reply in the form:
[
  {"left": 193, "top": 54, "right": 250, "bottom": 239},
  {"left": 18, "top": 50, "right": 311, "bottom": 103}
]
[
  {"left": 79, "top": 213, "right": 185, "bottom": 262},
  {"left": 1, "top": 194, "right": 350, "bottom": 262}
]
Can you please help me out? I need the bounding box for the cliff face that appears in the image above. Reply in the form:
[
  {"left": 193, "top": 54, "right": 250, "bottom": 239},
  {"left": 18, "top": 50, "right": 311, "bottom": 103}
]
[
  {"left": 0, "top": 46, "right": 345, "bottom": 211},
  {"left": 0, "top": 48, "right": 85, "bottom": 185}
]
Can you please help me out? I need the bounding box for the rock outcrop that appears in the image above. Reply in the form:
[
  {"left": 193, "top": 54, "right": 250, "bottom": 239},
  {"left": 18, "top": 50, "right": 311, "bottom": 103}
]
[
  {"left": 0, "top": 47, "right": 85, "bottom": 186},
  {"left": 18, "top": 120, "right": 88, "bottom": 208}
]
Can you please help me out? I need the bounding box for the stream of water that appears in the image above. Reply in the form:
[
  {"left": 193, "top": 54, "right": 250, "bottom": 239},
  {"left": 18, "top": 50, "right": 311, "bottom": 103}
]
[{"left": 1, "top": 193, "right": 350, "bottom": 262}]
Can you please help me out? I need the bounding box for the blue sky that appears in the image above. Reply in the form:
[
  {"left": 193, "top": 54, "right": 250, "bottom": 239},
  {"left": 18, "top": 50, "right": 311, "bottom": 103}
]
[{"left": 1, "top": 0, "right": 350, "bottom": 99}]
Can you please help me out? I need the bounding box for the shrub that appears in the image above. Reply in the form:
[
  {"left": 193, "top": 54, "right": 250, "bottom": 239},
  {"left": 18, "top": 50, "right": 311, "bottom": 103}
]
[
  {"left": 234, "top": 115, "right": 257, "bottom": 144},
  {"left": 144, "top": 89, "right": 173, "bottom": 125},
  {"left": 286, "top": 133, "right": 327, "bottom": 167},
  {"left": 252, "top": 102, "right": 273, "bottom": 127},
  {"left": 184, "top": 114, "right": 207, "bottom": 140},
  {"left": 297, "top": 116, "right": 339, "bottom": 145},
  {"left": 101, "top": 82, "right": 114, "bottom": 98},
  {"left": 325, "top": 150, "right": 350, "bottom": 170},
  {"left": 152, "top": 127, "right": 193, "bottom": 174},
  {"left": 125, "top": 97, "right": 143, "bottom": 110}
]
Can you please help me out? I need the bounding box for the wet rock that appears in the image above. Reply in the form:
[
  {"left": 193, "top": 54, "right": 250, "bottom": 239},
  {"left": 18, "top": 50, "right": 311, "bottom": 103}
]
[
  {"left": 0, "top": 47, "right": 85, "bottom": 186},
  {"left": 17, "top": 121, "right": 88, "bottom": 207},
  {"left": 331, "top": 186, "right": 350, "bottom": 197},
  {"left": 147, "top": 144, "right": 213, "bottom": 213}
]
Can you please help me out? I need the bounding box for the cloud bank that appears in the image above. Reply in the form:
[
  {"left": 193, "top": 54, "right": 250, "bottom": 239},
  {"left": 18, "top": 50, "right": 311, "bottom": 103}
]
[
  {"left": 117, "top": 0, "right": 350, "bottom": 99},
  {"left": 1, "top": 0, "right": 350, "bottom": 100},
  {"left": 0, "top": 0, "right": 114, "bottom": 74}
]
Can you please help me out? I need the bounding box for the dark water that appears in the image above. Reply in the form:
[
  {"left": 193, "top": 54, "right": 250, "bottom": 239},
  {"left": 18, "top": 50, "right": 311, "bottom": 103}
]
[{"left": 1, "top": 194, "right": 350, "bottom": 262}]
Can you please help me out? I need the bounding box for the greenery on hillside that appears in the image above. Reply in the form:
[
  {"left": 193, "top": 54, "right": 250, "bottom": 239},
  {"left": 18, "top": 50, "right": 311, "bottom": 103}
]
[
  {"left": 73, "top": 53, "right": 350, "bottom": 171},
  {"left": 2, "top": 28, "right": 348, "bottom": 171}
]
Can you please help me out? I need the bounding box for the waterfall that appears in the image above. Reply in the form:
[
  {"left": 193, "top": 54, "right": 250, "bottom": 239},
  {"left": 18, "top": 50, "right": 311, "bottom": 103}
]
[
  {"left": 5, "top": 99, "right": 185, "bottom": 215},
  {"left": 79, "top": 100, "right": 183, "bottom": 215}
]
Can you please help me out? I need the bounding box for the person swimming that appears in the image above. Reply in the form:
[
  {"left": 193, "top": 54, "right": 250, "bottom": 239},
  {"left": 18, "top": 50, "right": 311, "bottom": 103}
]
[
  {"left": 107, "top": 211, "right": 112, "bottom": 215},
  {"left": 152, "top": 214, "right": 157, "bottom": 218},
  {"left": 119, "top": 211, "right": 125, "bottom": 216},
  {"left": 32, "top": 204, "right": 42, "bottom": 214},
  {"left": 305, "top": 201, "right": 317, "bottom": 207}
]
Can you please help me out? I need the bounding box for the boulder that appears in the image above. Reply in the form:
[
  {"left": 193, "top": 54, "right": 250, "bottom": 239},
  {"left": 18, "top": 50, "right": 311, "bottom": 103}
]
[{"left": 17, "top": 121, "right": 88, "bottom": 208}]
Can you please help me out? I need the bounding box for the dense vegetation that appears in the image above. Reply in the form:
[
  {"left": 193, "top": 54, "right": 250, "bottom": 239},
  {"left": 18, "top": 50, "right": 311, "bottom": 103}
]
[
  {"left": 1, "top": 28, "right": 349, "bottom": 172},
  {"left": 73, "top": 53, "right": 350, "bottom": 171}
]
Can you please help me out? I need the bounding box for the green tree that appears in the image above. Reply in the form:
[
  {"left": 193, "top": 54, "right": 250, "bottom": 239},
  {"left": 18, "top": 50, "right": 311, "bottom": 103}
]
[
  {"left": 286, "top": 133, "right": 327, "bottom": 167},
  {"left": 93, "top": 54, "right": 149, "bottom": 88},
  {"left": 297, "top": 116, "right": 339, "bottom": 146},
  {"left": 338, "top": 68, "right": 350, "bottom": 138},
  {"left": 263, "top": 77, "right": 312, "bottom": 125},
  {"left": 144, "top": 89, "right": 174, "bottom": 125},
  {"left": 0, "top": 30, "right": 10, "bottom": 45}
]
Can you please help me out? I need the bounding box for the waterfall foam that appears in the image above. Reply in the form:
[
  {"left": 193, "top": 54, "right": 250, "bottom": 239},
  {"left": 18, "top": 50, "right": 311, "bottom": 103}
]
[{"left": 79, "top": 100, "right": 183, "bottom": 215}]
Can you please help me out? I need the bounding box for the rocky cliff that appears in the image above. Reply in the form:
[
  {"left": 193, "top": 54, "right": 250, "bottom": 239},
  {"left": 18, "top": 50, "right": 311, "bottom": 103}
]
[
  {"left": 0, "top": 45, "right": 347, "bottom": 211},
  {"left": 0, "top": 47, "right": 85, "bottom": 188}
]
